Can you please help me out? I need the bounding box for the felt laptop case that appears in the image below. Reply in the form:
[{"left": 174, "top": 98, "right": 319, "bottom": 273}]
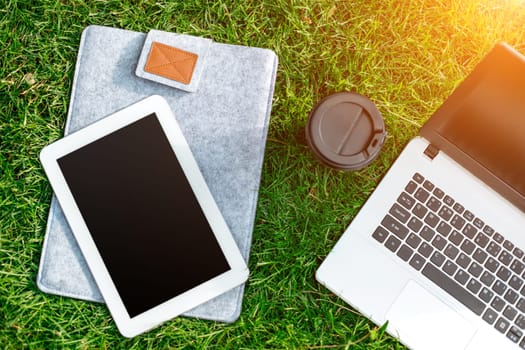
[{"left": 37, "top": 25, "right": 278, "bottom": 323}]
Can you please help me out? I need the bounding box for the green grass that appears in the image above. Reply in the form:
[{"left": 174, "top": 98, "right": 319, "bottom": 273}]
[{"left": 2, "top": 0, "right": 525, "bottom": 348}]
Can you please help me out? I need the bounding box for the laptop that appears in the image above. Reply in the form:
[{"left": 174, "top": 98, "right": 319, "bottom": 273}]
[{"left": 316, "top": 42, "right": 525, "bottom": 350}]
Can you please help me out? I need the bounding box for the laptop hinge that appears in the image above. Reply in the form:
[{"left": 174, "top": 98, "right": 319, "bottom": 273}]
[{"left": 424, "top": 144, "right": 439, "bottom": 160}]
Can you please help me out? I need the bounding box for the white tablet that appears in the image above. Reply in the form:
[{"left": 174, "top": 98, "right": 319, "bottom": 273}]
[{"left": 40, "top": 95, "right": 249, "bottom": 337}]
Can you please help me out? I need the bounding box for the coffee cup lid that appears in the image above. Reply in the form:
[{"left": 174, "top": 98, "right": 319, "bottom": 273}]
[{"left": 306, "top": 92, "right": 386, "bottom": 170}]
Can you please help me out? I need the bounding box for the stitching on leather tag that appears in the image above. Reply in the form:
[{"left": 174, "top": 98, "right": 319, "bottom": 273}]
[{"left": 144, "top": 42, "right": 198, "bottom": 84}]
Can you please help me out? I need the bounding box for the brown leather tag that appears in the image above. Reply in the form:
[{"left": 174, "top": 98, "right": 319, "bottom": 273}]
[{"left": 144, "top": 42, "right": 198, "bottom": 84}]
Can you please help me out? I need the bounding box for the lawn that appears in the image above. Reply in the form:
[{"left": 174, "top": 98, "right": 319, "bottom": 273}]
[{"left": 2, "top": 0, "right": 525, "bottom": 348}]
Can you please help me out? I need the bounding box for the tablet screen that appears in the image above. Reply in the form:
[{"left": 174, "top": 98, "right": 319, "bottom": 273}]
[{"left": 57, "top": 113, "right": 231, "bottom": 317}]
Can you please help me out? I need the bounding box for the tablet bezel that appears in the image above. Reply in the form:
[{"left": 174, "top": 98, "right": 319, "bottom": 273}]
[{"left": 40, "top": 95, "right": 249, "bottom": 337}]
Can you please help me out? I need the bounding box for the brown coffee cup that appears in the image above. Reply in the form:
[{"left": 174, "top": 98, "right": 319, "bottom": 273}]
[{"left": 306, "top": 92, "right": 386, "bottom": 170}]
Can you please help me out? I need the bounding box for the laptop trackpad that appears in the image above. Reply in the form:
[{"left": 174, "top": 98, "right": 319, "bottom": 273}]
[{"left": 386, "top": 280, "right": 476, "bottom": 350}]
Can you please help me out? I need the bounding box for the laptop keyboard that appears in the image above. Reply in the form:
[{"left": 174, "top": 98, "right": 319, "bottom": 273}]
[{"left": 373, "top": 173, "right": 525, "bottom": 347}]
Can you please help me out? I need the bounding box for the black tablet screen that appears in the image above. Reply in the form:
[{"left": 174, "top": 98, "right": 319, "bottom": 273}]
[{"left": 58, "top": 113, "right": 231, "bottom": 317}]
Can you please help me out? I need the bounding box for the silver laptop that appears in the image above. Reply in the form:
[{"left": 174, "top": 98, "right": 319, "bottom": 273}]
[{"left": 316, "top": 42, "right": 525, "bottom": 350}]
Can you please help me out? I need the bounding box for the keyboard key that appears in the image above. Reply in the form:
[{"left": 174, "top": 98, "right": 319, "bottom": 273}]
[
  {"left": 467, "top": 279, "right": 482, "bottom": 294},
  {"left": 444, "top": 244, "right": 459, "bottom": 260},
  {"left": 422, "top": 264, "right": 485, "bottom": 316},
  {"left": 454, "top": 269, "right": 469, "bottom": 285},
  {"left": 463, "top": 210, "right": 475, "bottom": 221},
  {"left": 514, "top": 247, "right": 524, "bottom": 259},
  {"left": 462, "top": 223, "right": 477, "bottom": 239},
  {"left": 397, "top": 192, "right": 415, "bottom": 209},
  {"left": 443, "top": 195, "right": 454, "bottom": 206},
  {"left": 483, "top": 308, "right": 498, "bottom": 325},
  {"left": 511, "top": 260, "right": 525, "bottom": 275},
  {"left": 480, "top": 271, "right": 496, "bottom": 287},
  {"left": 460, "top": 240, "right": 476, "bottom": 255},
  {"left": 415, "top": 188, "right": 430, "bottom": 203},
  {"left": 472, "top": 248, "right": 488, "bottom": 264},
  {"left": 412, "top": 203, "right": 427, "bottom": 219},
  {"left": 505, "top": 289, "right": 519, "bottom": 304},
  {"left": 433, "top": 187, "right": 444, "bottom": 199},
  {"left": 385, "top": 235, "right": 401, "bottom": 252},
  {"left": 457, "top": 253, "right": 471, "bottom": 269},
  {"left": 473, "top": 218, "right": 484, "bottom": 230},
  {"left": 495, "top": 317, "right": 510, "bottom": 334},
  {"left": 449, "top": 230, "right": 464, "bottom": 246},
  {"left": 517, "top": 298, "right": 525, "bottom": 313},
  {"left": 372, "top": 227, "right": 389, "bottom": 243},
  {"left": 468, "top": 262, "right": 483, "bottom": 278},
  {"left": 424, "top": 212, "right": 439, "bottom": 228},
  {"left": 491, "top": 296, "right": 505, "bottom": 311},
  {"left": 497, "top": 266, "right": 512, "bottom": 282},
  {"left": 499, "top": 250, "right": 513, "bottom": 266},
  {"left": 507, "top": 326, "right": 522, "bottom": 343},
  {"left": 494, "top": 232, "right": 504, "bottom": 244},
  {"left": 407, "top": 217, "right": 423, "bottom": 233},
  {"left": 483, "top": 225, "right": 495, "bottom": 237},
  {"left": 409, "top": 253, "right": 425, "bottom": 271},
  {"left": 382, "top": 215, "right": 409, "bottom": 240},
  {"left": 405, "top": 181, "right": 417, "bottom": 194},
  {"left": 485, "top": 257, "right": 500, "bottom": 273},
  {"left": 430, "top": 251, "right": 446, "bottom": 267},
  {"left": 418, "top": 242, "right": 434, "bottom": 258},
  {"left": 397, "top": 244, "right": 413, "bottom": 262},
  {"left": 480, "top": 287, "right": 494, "bottom": 303},
  {"left": 516, "top": 314, "right": 525, "bottom": 329},
  {"left": 493, "top": 280, "right": 507, "bottom": 296},
  {"left": 504, "top": 240, "right": 515, "bottom": 252},
  {"left": 423, "top": 180, "right": 434, "bottom": 191},
  {"left": 389, "top": 203, "right": 410, "bottom": 223},
  {"left": 503, "top": 305, "right": 518, "bottom": 321},
  {"left": 510, "top": 275, "right": 524, "bottom": 291},
  {"left": 451, "top": 215, "right": 466, "bottom": 231},
  {"left": 431, "top": 235, "right": 447, "bottom": 251},
  {"left": 487, "top": 241, "right": 501, "bottom": 257},
  {"left": 437, "top": 222, "right": 452, "bottom": 237},
  {"left": 426, "top": 196, "right": 440, "bottom": 211},
  {"left": 438, "top": 206, "right": 453, "bottom": 221},
  {"left": 406, "top": 233, "right": 422, "bottom": 249},
  {"left": 413, "top": 173, "right": 424, "bottom": 183},
  {"left": 453, "top": 202, "right": 464, "bottom": 214},
  {"left": 420, "top": 226, "right": 435, "bottom": 241},
  {"left": 443, "top": 260, "right": 458, "bottom": 276},
  {"left": 474, "top": 233, "right": 489, "bottom": 248}
]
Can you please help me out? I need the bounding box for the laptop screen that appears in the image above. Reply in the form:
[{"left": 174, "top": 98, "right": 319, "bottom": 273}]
[{"left": 420, "top": 43, "right": 525, "bottom": 211}]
